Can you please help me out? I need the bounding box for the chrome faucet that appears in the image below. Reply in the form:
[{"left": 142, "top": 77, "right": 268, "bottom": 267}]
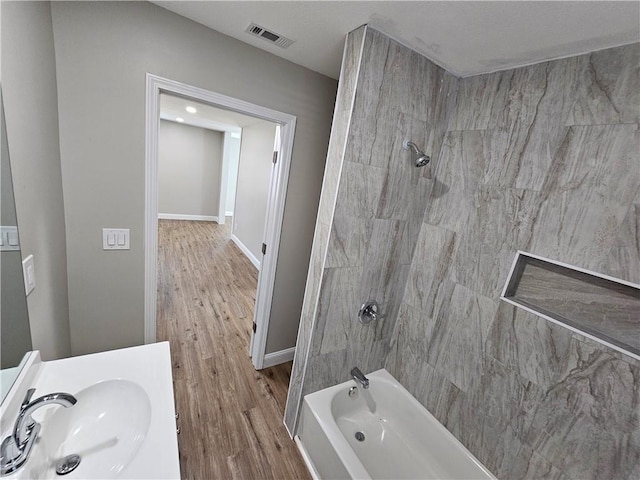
[
  {"left": 1, "top": 388, "right": 77, "bottom": 475},
  {"left": 351, "top": 367, "right": 369, "bottom": 389}
]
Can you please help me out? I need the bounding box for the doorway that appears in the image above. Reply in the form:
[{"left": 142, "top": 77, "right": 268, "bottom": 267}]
[{"left": 145, "top": 74, "right": 297, "bottom": 369}]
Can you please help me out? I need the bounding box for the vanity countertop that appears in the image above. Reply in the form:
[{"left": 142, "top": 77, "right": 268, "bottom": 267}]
[{"left": 0, "top": 342, "right": 180, "bottom": 479}]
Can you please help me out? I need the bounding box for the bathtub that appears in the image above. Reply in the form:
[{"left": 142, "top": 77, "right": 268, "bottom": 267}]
[{"left": 295, "top": 369, "right": 495, "bottom": 480}]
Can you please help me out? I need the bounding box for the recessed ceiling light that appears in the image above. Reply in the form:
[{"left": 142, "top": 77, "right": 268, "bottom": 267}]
[
  {"left": 185, "top": 106, "right": 197, "bottom": 114},
  {"left": 176, "top": 117, "right": 184, "bottom": 123}
]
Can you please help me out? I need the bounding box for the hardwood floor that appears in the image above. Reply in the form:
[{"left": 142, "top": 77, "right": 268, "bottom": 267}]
[{"left": 156, "top": 219, "right": 311, "bottom": 480}]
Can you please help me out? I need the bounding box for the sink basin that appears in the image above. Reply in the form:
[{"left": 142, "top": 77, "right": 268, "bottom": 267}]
[{"left": 24, "top": 379, "right": 151, "bottom": 479}]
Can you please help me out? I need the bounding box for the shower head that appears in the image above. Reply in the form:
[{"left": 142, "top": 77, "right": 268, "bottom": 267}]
[{"left": 402, "top": 140, "right": 430, "bottom": 167}]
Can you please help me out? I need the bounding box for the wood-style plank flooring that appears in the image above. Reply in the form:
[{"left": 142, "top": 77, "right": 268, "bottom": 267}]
[{"left": 156, "top": 219, "right": 310, "bottom": 479}]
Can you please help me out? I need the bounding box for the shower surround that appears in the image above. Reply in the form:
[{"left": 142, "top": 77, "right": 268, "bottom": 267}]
[{"left": 285, "top": 26, "right": 640, "bottom": 479}]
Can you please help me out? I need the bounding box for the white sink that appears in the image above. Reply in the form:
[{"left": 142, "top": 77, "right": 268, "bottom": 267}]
[
  {"left": 25, "top": 380, "right": 151, "bottom": 479},
  {"left": 0, "top": 343, "right": 179, "bottom": 480}
]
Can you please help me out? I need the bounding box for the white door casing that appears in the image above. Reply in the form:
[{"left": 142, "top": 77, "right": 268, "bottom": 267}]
[{"left": 145, "top": 74, "right": 297, "bottom": 369}]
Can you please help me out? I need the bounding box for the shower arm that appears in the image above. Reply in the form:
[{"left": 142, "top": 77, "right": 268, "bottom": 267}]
[{"left": 404, "top": 141, "right": 421, "bottom": 156}]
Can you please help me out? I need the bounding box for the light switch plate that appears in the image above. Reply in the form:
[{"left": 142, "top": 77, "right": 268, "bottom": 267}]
[
  {"left": 102, "top": 228, "right": 130, "bottom": 250},
  {"left": 0, "top": 226, "right": 20, "bottom": 251},
  {"left": 22, "top": 254, "right": 36, "bottom": 296}
]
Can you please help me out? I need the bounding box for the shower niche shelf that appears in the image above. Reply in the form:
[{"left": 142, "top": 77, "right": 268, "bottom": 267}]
[{"left": 500, "top": 251, "right": 640, "bottom": 360}]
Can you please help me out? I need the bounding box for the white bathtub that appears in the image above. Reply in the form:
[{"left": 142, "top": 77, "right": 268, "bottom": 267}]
[{"left": 295, "top": 369, "right": 495, "bottom": 480}]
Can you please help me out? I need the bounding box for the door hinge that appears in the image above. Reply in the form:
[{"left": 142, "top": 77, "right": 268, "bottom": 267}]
[
  {"left": 272, "top": 151, "right": 278, "bottom": 164},
  {"left": 262, "top": 243, "right": 267, "bottom": 255},
  {"left": 252, "top": 322, "right": 257, "bottom": 333}
]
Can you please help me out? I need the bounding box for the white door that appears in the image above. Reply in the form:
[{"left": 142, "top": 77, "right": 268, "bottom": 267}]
[{"left": 249, "top": 125, "right": 281, "bottom": 366}]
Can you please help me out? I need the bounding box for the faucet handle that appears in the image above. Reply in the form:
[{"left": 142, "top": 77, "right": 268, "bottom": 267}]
[
  {"left": 21, "top": 389, "right": 35, "bottom": 409},
  {"left": 19, "top": 389, "right": 37, "bottom": 432}
]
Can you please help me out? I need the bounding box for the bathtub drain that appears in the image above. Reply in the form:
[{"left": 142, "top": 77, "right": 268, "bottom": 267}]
[
  {"left": 355, "top": 431, "right": 365, "bottom": 442},
  {"left": 56, "top": 454, "right": 81, "bottom": 475}
]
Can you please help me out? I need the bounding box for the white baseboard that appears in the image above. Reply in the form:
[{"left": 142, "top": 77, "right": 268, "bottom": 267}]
[
  {"left": 225, "top": 211, "right": 234, "bottom": 217},
  {"left": 230, "top": 234, "right": 260, "bottom": 269},
  {"left": 158, "top": 213, "right": 219, "bottom": 222},
  {"left": 262, "top": 346, "right": 295, "bottom": 368}
]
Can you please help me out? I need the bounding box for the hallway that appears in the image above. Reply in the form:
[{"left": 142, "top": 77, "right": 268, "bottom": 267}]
[{"left": 156, "top": 219, "right": 310, "bottom": 479}]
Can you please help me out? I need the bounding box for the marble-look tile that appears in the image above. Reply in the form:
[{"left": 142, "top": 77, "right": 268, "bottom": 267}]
[
  {"left": 389, "top": 310, "right": 465, "bottom": 432},
  {"left": 521, "top": 339, "right": 640, "bottom": 480},
  {"left": 315, "top": 28, "right": 365, "bottom": 228},
  {"left": 375, "top": 113, "right": 429, "bottom": 220},
  {"left": 450, "top": 70, "right": 513, "bottom": 131},
  {"left": 530, "top": 124, "right": 640, "bottom": 270},
  {"left": 425, "top": 281, "right": 498, "bottom": 392},
  {"left": 334, "top": 160, "right": 387, "bottom": 219},
  {"left": 312, "top": 266, "right": 363, "bottom": 356},
  {"left": 494, "top": 59, "right": 581, "bottom": 191},
  {"left": 403, "top": 223, "right": 456, "bottom": 314},
  {"left": 461, "top": 358, "right": 546, "bottom": 477},
  {"left": 347, "top": 32, "right": 401, "bottom": 168},
  {"left": 600, "top": 203, "right": 640, "bottom": 284},
  {"left": 567, "top": 43, "right": 640, "bottom": 126},
  {"left": 335, "top": 26, "right": 366, "bottom": 116},
  {"left": 450, "top": 185, "right": 544, "bottom": 299},
  {"left": 424, "top": 131, "right": 486, "bottom": 232},
  {"left": 358, "top": 218, "right": 405, "bottom": 306},
  {"left": 487, "top": 303, "right": 575, "bottom": 389},
  {"left": 399, "top": 176, "right": 433, "bottom": 264},
  {"left": 325, "top": 214, "right": 369, "bottom": 268},
  {"left": 624, "top": 458, "right": 640, "bottom": 480},
  {"left": 516, "top": 451, "right": 571, "bottom": 480},
  {"left": 316, "top": 112, "right": 350, "bottom": 227},
  {"left": 451, "top": 185, "right": 543, "bottom": 298}
]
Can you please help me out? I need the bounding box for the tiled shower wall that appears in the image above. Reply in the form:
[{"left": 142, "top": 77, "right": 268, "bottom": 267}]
[
  {"left": 285, "top": 25, "right": 640, "bottom": 479},
  {"left": 387, "top": 42, "right": 640, "bottom": 480},
  {"left": 284, "top": 25, "right": 457, "bottom": 432}
]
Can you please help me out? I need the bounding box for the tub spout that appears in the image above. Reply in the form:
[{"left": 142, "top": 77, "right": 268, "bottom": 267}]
[{"left": 351, "top": 367, "right": 369, "bottom": 389}]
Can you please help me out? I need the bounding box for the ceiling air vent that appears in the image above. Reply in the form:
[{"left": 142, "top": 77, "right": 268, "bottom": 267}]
[{"left": 245, "top": 23, "right": 295, "bottom": 49}]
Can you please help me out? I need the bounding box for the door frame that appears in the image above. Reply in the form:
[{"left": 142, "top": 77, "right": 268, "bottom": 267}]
[{"left": 144, "top": 74, "right": 297, "bottom": 369}]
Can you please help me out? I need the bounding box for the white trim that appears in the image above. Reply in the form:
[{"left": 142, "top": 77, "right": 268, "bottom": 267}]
[
  {"left": 231, "top": 234, "right": 260, "bottom": 270},
  {"left": 500, "top": 250, "right": 640, "bottom": 362},
  {"left": 262, "top": 346, "right": 296, "bottom": 368},
  {"left": 145, "top": 74, "right": 297, "bottom": 373},
  {"left": 159, "top": 111, "right": 242, "bottom": 134},
  {"left": 218, "top": 132, "right": 232, "bottom": 226},
  {"left": 158, "top": 214, "right": 219, "bottom": 222},
  {"left": 225, "top": 211, "right": 234, "bottom": 217}
]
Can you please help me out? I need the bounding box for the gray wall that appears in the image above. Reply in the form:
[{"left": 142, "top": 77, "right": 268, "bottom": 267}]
[
  {"left": 233, "top": 122, "right": 275, "bottom": 267},
  {"left": 2, "top": 1, "right": 71, "bottom": 361},
  {"left": 50, "top": 1, "right": 336, "bottom": 356},
  {"left": 158, "top": 120, "right": 223, "bottom": 219},
  {"left": 287, "top": 26, "right": 640, "bottom": 480}
]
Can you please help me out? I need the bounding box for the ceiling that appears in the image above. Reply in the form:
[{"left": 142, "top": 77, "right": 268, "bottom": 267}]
[
  {"left": 160, "top": 94, "right": 273, "bottom": 132},
  {"left": 152, "top": 1, "right": 640, "bottom": 79}
]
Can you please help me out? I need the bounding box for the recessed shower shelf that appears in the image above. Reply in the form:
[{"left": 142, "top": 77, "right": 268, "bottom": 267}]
[{"left": 500, "top": 251, "right": 640, "bottom": 361}]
